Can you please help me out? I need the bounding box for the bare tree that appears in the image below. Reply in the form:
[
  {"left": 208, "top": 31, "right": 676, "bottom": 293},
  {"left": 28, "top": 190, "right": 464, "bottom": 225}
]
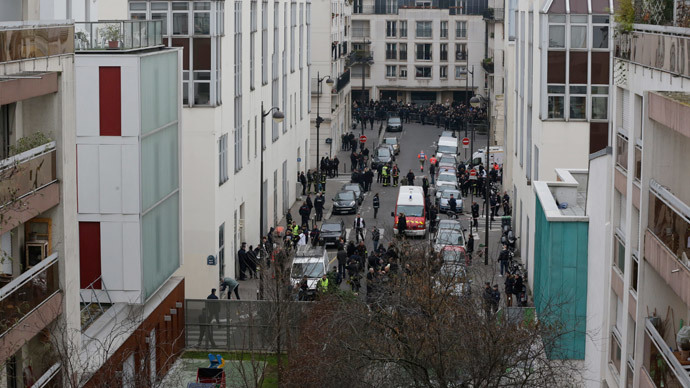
[{"left": 283, "top": 243, "right": 583, "bottom": 388}]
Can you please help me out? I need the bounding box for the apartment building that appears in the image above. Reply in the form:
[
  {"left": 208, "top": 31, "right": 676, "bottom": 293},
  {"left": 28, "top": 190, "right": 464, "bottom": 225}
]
[
  {"left": 484, "top": 0, "right": 504, "bottom": 146},
  {"left": 351, "top": 0, "right": 487, "bottom": 105},
  {"left": 503, "top": 0, "right": 612, "bottom": 297},
  {"left": 0, "top": 20, "right": 79, "bottom": 386},
  {"left": 600, "top": 3, "right": 690, "bottom": 386},
  {"left": 125, "top": 0, "right": 313, "bottom": 298},
  {"left": 310, "top": 0, "right": 353, "bottom": 160}
]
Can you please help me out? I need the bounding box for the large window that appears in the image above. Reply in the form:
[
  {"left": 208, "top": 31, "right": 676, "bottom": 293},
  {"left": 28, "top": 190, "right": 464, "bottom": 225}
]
[
  {"left": 386, "top": 43, "right": 397, "bottom": 60},
  {"left": 454, "top": 65, "right": 467, "bottom": 79},
  {"left": 400, "top": 21, "right": 407, "bottom": 37},
  {"left": 415, "top": 66, "right": 431, "bottom": 78},
  {"left": 440, "top": 43, "right": 448, "bottom": 61},
  {"left": 614, "top": 235, "right": 625, "bottom": 272},
  {"left": 416, "top": 21, "right": 432, "bottom": 38},
  {"left": 290, "top": 2, "right": 296, "bottom": 72},
  {"left": 262, "top": 0, "right": 268, "bottom": 85},
  {"left": 547, "top": 85, "right": 565, "bottom": 119},
  {"left": 455, "top": 21, "right": 466, "bottom": 38},
  {"left": 616, "top": 134, "right": 628, "bottom": 171},
  {"left": 439, "top": 65, "right": 447, "bottom": 79},
  {"left": 440, "top": 20, "right": 448, "bottom": 38},
  {"left": 250, "top": 1, "right": 257, "bottom": 90},
  {"left": 416, "top": 43, "right": 432, "bottom": 61},
  {"left": 455, "top": 43, "right": 467, "bottom": 60},
  {"left": 592, "top": 85, "right": 608, "bottom": 120},
  {"left": 386, "top": 21, "right": 397, "bottom": 37},
  {"left": 548, "top": 15, "right": 565, "bottom": 48},
  {"left": 648, "top": 192, "right": 690, "bottom": 262},
  {"left": 194, "top": 2, "right": 211, "bottom": 34},
  {"left": 172, "top": 2, "right": 189, "bottom": 35},
  {"left": 399, "top": 43, "right": 407, "bottom": 60},
  {"left": 219, "top": 134, "right": 228, "bottom": 184},
  {"left": 399, "top": 66, "right": 408, "bottom": 78},
  {"left": 386, "top": 65, "right": 397, "bottom": 78},
  {"left": 569, "top": 85, "right": 586, "bottom": 119},
  {"left": 592, "top": 15, "right": 610, "bottom": 49},
  {"left": 570, "top": 15, "right": 587, "bottom": 49}
]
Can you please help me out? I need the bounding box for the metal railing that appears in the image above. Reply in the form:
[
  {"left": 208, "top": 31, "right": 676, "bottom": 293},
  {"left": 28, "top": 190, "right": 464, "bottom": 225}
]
[
  {"left": 74, "top": 20, "right": 162, "bottom": 51},
  {"left": 644, "top": 317, "right": 690, "bottom": 386},
  {"left": 336, "top": 69, "right": 351, "bottom": 93},
  {"left": 0, "top": 23, "right": 74, "bottom": 62},
  {"left": 0, "top": 142, "right": 57, "bottom": 209},
  {"left": 80, "top": 276, "right": 113, "bottom": 330},
  {"left": 0, "top": 253, "right": 60, "bottom": 338}
]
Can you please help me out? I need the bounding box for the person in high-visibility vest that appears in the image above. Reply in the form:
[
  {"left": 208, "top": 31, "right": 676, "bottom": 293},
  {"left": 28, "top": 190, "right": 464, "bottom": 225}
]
[
  {"left": 429, "top": 156, "right": 438, "bottom": 167},
  {"left": 317, "top": 274, "right": 329, "bottom": 294},
  {"left": 382, "top": 164, "right": 389, "bottom": 187},
  {"left": 417, "top": 150, "right": 427, "bottom": 172},
  {"left": 392, "top": 164, "right": 400, "bottom": 187}
]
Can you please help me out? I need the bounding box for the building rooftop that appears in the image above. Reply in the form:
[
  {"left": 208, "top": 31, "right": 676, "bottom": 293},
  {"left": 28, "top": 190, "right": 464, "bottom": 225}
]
[{"left": 533, "top": 168, "right": 589, "bottom": 222}]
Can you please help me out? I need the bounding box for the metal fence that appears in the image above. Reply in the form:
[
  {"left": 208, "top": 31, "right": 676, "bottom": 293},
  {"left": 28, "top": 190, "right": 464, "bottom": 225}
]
[{"left": 185, "top": 299, "right": 313, "bottom": 351}]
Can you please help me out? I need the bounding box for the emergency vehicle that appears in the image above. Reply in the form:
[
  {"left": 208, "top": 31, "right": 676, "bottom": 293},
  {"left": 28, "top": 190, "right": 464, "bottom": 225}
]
[{"left": 392, "top": 186, "right": 427, "bottom": 237}]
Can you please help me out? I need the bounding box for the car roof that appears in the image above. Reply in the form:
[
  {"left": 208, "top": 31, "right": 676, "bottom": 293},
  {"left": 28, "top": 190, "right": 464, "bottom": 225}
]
[
  {"left": 383, "top": 137, "right": 398, "bottom": 142},
  {"left": 396, "top": 186, "right": 425, "bottom": 203},
  {"left": 438, "top": 219, "right": 462, "bottom": 229},
  {"left": 336, "top": 189, "right": 356, "bottom": 196}
]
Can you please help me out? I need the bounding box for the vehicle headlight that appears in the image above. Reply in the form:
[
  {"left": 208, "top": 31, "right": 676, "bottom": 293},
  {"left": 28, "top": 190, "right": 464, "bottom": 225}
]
[{"left": 349, "top": 201, "right": 356, "bottom": 207}]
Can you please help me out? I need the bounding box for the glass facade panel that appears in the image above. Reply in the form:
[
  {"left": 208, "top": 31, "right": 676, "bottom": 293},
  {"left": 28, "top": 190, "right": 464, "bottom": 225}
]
[
  {"left": 570, "top": 96, "right": 586, "bottom": 119},
  {"left": 648, "top": 193, "right": 690, "bottom": 261},
  {"left": 616, "top": 134, "right": 628, "bottom": 170},
  {"left": 142, "top": 124, "right": 179, "bottom": 210},
  {"left": 548, "top": 96, "right": 564, "bottom": 118},
  {"left": 140, "top": 51, "right": 179, "bottom": 134},
  {"left": 549, "top": 25, "right": 565, "bottom": 48},
  {"left": 547, "top": 51, "right": 566, "bottom": 83},
  {"left": 142, "top": 192, "right": 180, "bottom": 299}
]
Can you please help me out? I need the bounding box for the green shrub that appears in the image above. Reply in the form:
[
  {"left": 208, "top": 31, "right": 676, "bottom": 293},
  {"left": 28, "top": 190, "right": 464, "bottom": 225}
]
[{"left": 9, "top": 132, "right": 52, "bottom": 156}]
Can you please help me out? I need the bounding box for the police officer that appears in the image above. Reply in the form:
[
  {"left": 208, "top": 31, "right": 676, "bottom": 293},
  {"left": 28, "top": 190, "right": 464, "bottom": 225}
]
[
  {"left": 373, "top": 193, "right": 380, "bottom": 219},
  {"left": 314, "top": 192, "right": 325, "bottom": 221},
  {"left": 320, "top": 171, "right": 327, "bottom": 192},
  {"left": 382, "top": 164, "right": 389, "bottom": 187}
]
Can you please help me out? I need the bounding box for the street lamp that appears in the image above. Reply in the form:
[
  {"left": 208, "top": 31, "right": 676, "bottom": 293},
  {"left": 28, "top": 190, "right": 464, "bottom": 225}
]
[
  {"left": 464, "top": 65, "right": 475, "bottom": 139},
  {"left": 469, "top": 94, "right": 490, "bottom": 266},
  {"left": 315, "top": 72, "right": 334, "bottom": 172}
]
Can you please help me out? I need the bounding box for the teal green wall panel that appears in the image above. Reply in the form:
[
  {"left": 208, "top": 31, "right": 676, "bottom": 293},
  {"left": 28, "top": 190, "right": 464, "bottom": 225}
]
[{"left": 534, "top": 198, "right": 589, "bottom": 360}]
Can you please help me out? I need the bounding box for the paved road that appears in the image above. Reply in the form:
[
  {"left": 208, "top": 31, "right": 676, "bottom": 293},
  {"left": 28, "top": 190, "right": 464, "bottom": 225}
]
[{"left": 238, "top": 119, "right": 511, "bottom": 300}]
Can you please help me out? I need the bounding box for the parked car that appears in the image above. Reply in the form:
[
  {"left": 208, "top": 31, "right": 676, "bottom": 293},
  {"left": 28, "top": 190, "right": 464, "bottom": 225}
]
[
  {"left": 438, "top": 246, "right": 471, "bottom": 296},
  {"left": 437, "top": 189, "right": 463, "bottom": 213},
  {"left": 341, "top": 183, "right": 364, "bottom": 205},
  {"left": 434, "top": 220, "right": 466, "bottom": 253},
  {"left": 320, "top": 219, "right": 346, "bottom": 247},
  {"left": 332, "top": 190, "right": 358, "bottom": 214},
  {"left": 437, "top": 166, "right": 456, "bottom": 177},
  {"left": 436, "top": 172, "right": 458, "bottom": 190},
  {"left": 438, "top": 154, "right": 457, "bottom": 168},
  {"left": 382, "top": 137, "right": 400, "bottom": 154},
  {"left": 440, "top": 130, "right": 456, "bottom": 138},
  {"left": 386, "top": 116, "right": 403, "bottom": 132},
  {"left": 370, "top": 146, "right": 394, "bottom": 170}
]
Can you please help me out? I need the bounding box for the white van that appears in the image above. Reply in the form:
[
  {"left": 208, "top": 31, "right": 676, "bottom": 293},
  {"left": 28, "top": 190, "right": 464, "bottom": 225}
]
[
  {"left": 392, "top": 186, "right": 427, "bottom": 237},
  {"left": 290, "top": 246, "right": 329, "bottom": 299},
  {"left": 436, "top": 136, "right": 459, "bottom": 159},
  {"left": 471, "top": 146, "right": 504, "bottom": 166}
]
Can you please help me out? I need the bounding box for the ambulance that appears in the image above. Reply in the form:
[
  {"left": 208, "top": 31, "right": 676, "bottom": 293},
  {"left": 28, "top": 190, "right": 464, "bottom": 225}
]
[{"left": 391, "top": 186, "right": 427, "bottom": 237}]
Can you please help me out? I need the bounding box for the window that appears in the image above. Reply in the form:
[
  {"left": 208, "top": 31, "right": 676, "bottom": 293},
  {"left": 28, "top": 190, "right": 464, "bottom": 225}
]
[
  {"left": 415, "top": 66, "right": 431, "bottom": 78},
  {"left": 592, "top": 15, "right": 610, "bottom": 49},
  {"left": 439, "top": 65, "right": 447, "bottom": 79},
  {"left": 299, "top": 4, "right": 303, "bottom": 70},
  {"left": 592, "top": 85, "right": 608, "bottom": 120},
  {"left": 570, "top": 15, "right": 587, "bottom": 49},
  {"left": 399, "top": 66, "right": 407, "bottom": 78},
  {"left": 399, "top": 43, "right": 407, "bottom": 60},
  {"left": 455, "top": 43, "right": 467, "bottom": 60},
  {"left": 630, "top": 255, "right": 638, "bottom": 292},
  {"left": 455, "top": 65, "right": 467, "bottom": 79},
  {"left": 352, "top": 65, "right": 370, "bottom": 78},
  {"left": 262, "top": 0, "right": 268, "bottom": 85},
  {"left": 616, "top": 134, "right": 628, "bottom": 170},
  {"left": 151, "top": 2, "right": 169, "bottom": 35},
  {"left": 648, "top": 193, "right": 690, "bottom": 261},
  {"left": 634, "top": 146, "right": 642, "bottom": 181},
  {"left": 386, "top": 43, "right": 397, "bottom": 60},
  {"left": 547, "top": 85, "right": 564, "bottom": 119},
  {"left": 130, "top": 2, "right": 147, "bottom": 20},
  {"left": 614, "top": 235, "right": 625, "bottom": 273},
  {"left": 455, "top": 21, "right": 466, "bottom": 38},
  {"left": 548, "top": 14, "right": 565, "bottom": 48},
  {"left": 440, "top": 21, "right": 448, "bottom": 38},
  {"left": 440, "top": 43, "right": 448, "bottom": 61},
  {"left": 610, "top": 331, "right": 622, "bottom": 374},
  {"left": 234, "top": 105, "right": 243, "bottom": 172},
  {"left": 386, "top": 65, "right": 397, "bottom": 78},
  {"left": 250, "top": 1, "right": 257, "bottom": 90},
  {"left": 569, "top": 85, "right": 586, "bottom": 119},
  {"left": 400, "top": 21, "right": 407, "bottom": 37},
  {"left": 416, "top": 21, "right": 432, "bottom": 38},
  {"left": 194, "top": 2, "right": 211, "bottom": 34},
  {"left": 218, "top": 223, "right": 225, "bottom": 278},
  {"left": 386, "top": 21, "right": 397, "bottom": 37},
  {"left": 416, "top": 43, "right": 432, "bottom": 60},
  {"left": 172, "top": 2, "right": 189, "bottom": 35},
  {"left": 291, "top": 3, "right": 296, "bottom": 72},
  {"left": 219, "top": 134, "right": 228, "bottom": 184}
]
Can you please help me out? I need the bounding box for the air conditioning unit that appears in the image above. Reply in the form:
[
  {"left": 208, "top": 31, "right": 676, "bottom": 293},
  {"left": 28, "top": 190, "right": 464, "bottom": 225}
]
[{"left": 25, "top": 240, "right": 48, "bottom": 269}]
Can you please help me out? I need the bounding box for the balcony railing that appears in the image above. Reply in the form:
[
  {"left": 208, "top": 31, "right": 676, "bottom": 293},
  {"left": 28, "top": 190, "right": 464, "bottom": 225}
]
[
  {"left": 0, "top": 253, "right": 60, "bottom": 338},
  {"left": 0, "top": 141, "right": 57, "bottom": 209},
  {"left": 614, "top": 27, "right": 690, "bottom": 79},
  {"left": 482, "top": 58, "right": 494, "bottom": 73},
  {"left": 74, "top": 20, "right": 162, "bottom": 51},
  {"left": 352, "top": 28, "right": 371, "bottom": 38},
  {"left": 335, "top": 69, "right": 351, "bottom": 93},
  {"left": 644, "top": 317, "right": 690, "bottom": 387},
  {"left": 483, "top": 8, "right": 504, "bottom": 21},
  {"left": 0, "top": 23, "right": 74, "bottom": 63}
]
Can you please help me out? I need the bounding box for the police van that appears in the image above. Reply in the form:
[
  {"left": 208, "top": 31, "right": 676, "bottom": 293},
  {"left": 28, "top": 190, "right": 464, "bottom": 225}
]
[
  {"left": 392, "top": 186, "right": 427, "bottom": 237},
  {"left": 290, "top": 246, "right": 329, "bottom": 299}
]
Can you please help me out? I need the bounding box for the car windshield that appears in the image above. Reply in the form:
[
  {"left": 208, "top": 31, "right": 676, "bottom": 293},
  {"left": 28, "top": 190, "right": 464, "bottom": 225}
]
[
  {"left": 321, "top": 223, "right": 341, "bottom": 232},
  {"left": 377, "top": 148, "right": 391, "bottom": 157},
  {"left": 343, "top": 185, "right": 360, "bottom": 194},
  {"left": 440, "top": 156, "right": 456, "bottom": 164},
  {"left": 437, "top": 230, "right": 465, "bottom": 246},
  {"left": 384, "top": 138, "right": 397, "bottom": 145},
  {"left": 442, "top": 190, "right": 460, "bottom": 199},
  {"left": 336, "top": 192, "right": 355, "bottom": 201},
  {"left": 437, "top": 145, "right": 457, "bottom": 154},
  {"left": 389, "top": 118, "right": 401, "bottom": 125},
  {"left": 438, "top": 174, "right": 455, "bottom": 182},
  {"left": 291, "top": 262, "right": 325, "bottom": 278},
  {"left": 397, "top": 205, "right": 424, "bottom": 218}
]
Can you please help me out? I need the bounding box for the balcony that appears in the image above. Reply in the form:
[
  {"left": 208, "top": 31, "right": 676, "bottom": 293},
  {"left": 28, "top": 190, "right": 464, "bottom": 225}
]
[
  {"left": 0, "top": 253, "right": 61, "bottom": 364},
  {"left": 0, "top": 23, "right": 74, "bottom": 63},
  {"left": 0, "top": 141, "right": 59, "bottom": 232},
  {"left": 643, "top": 317, "right": 690, "bottom": 387},
  {"left": 346, "top": 50, "right": 374, "bottom": 68},
  {"left": 482, "top": 57, "right": 494, "bottom": 74},
  {"left": 483, "top": 8, "right": 504, "bottom": 22},
  {"left": 335, "top": 69, "right": 351, "bottom": 93},
  {"left": 74, "top": 20, "right": 163, "bottom": 52}
]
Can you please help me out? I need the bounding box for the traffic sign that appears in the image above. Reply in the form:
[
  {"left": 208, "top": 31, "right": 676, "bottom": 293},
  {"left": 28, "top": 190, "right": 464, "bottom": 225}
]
[
  {"left": 359, "top": 135, "right": 367, "bottom": 143},
  {"left": 462, "top": 137, "right": 470, "bottom": 149},
  {"left": 469, "top": 168, "right": 477, "bottom": 180},
  {"left": 297, "top": 157, "right": 302, "bottom": 162}
]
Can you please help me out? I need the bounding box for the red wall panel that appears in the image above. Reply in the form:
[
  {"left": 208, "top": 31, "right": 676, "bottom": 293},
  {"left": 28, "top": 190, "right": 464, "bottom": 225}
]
[
  {"left": 99, "top": 67, "right": 121, "bottom": 136},
  {"left": 79, "top": 222, "right": 102, "bottom": 289}
]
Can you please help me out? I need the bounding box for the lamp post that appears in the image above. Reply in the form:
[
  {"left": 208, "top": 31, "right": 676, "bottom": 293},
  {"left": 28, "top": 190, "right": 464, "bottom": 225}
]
[
  {"left": 464, "top": 65, "right": 475, "bottom": 140},
  {"left": 470, "top": 94, "right": 490, "bottom": 266},
  {"left": 315, "top": 72, "right": 334, "bottom": 172}
]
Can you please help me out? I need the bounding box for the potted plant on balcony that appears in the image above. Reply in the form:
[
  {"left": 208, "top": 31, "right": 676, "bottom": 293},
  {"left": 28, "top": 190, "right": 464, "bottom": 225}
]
[
  {"left": 482, "top": 57, "right": 494, "bottom": 73},
  {"left": 99, "top": 24, "right": 122, "bottom": 49}
]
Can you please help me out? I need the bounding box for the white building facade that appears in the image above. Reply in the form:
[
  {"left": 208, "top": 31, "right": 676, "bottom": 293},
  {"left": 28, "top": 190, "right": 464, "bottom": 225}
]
[
  {"left": 351, "top": 0, "right": 487, "bottom": 105},
  {"left": 126, "top": 0, "right": 313, "bottom": 298},
  {"left": 310, "top": 0, "right": 352, "bottom": 161}
]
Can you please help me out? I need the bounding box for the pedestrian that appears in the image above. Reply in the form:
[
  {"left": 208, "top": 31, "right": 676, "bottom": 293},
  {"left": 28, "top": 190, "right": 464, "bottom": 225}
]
[
  {"left": 237, "top": 243, "right": 249, "bottom": 280},
  {"left": 246, "top": 245, "right": 258, "bottom": 279},
  {"left": 206, "top": 288, "right": 220, "bottom": 323},
  {"left": 297, "top": 229, "right": 308, "bottom": 246},
  {"left": 298, "top": 201, "right": 310, "bottom": 227},
  {"left": 406, "top": 170, "right": 415, "bottom": 186},
  {"left": 320, "top": 171, "right": 327, "bottom": 192},
  {"left": 196, "top": 308, "right": 216, "bottom": 347},
  {"left": 354, "top": 214, "right": 366, "bottom": 243},
  {"left": 466, "top": 233, "right": 474, "bottom": 264},
  {"left": 498, "top": 244, "right": 510, "bottom": 276},
  {"left": 221, "top": 277, "right": 240, "bottom": 299},
  {"left": 397, "top": 212, "right": 407, "bottom": 237},
  {"left": 471, "top": 201, "right": 479, "bottom": 232},
  {"left": 422, "top": 176, "right": 430, "bottom": 197},
  {"left": 306, "top": 193, "right": 313, "bottom": 212},
  {"left": 300, "top": 171, "right": 307, "bottom": 195},
  {"left": 337, "top": 246, "right": 348, "bottom": 280},
  {"left": 373, "top": 193, "right": 380, "bottom": 219},
  {"left": 482, "top": 282, "right": 492, "bottom": 318},
  {"left": 371, "top": 227, "right": 381, "bottom": 252},
  {"left": 392, "top": 164, "right": 400, "bottom": 187},
  {"left": 333, "top": 156, "right": 340, "bottom": 177},
  {"left": 310, "top": 225, "right": 320, "bottom": 246},
  {"left": 491, "top": 285, "right": 501, "bottom": 314},
  {"left": 314, "top": 193, "right": 325, "bottom": 221},
  {"left": 505, "top": 274, "right": 515, "bottom": 307},
  {"left": 429, "top": 163, "right": 436, "bottom": 185},
  {"left": 448, "top": 193, "right": 457, "bottom": 214},
  {"left": 285, "top": 209, "right": 293, "bottom": 226}
]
